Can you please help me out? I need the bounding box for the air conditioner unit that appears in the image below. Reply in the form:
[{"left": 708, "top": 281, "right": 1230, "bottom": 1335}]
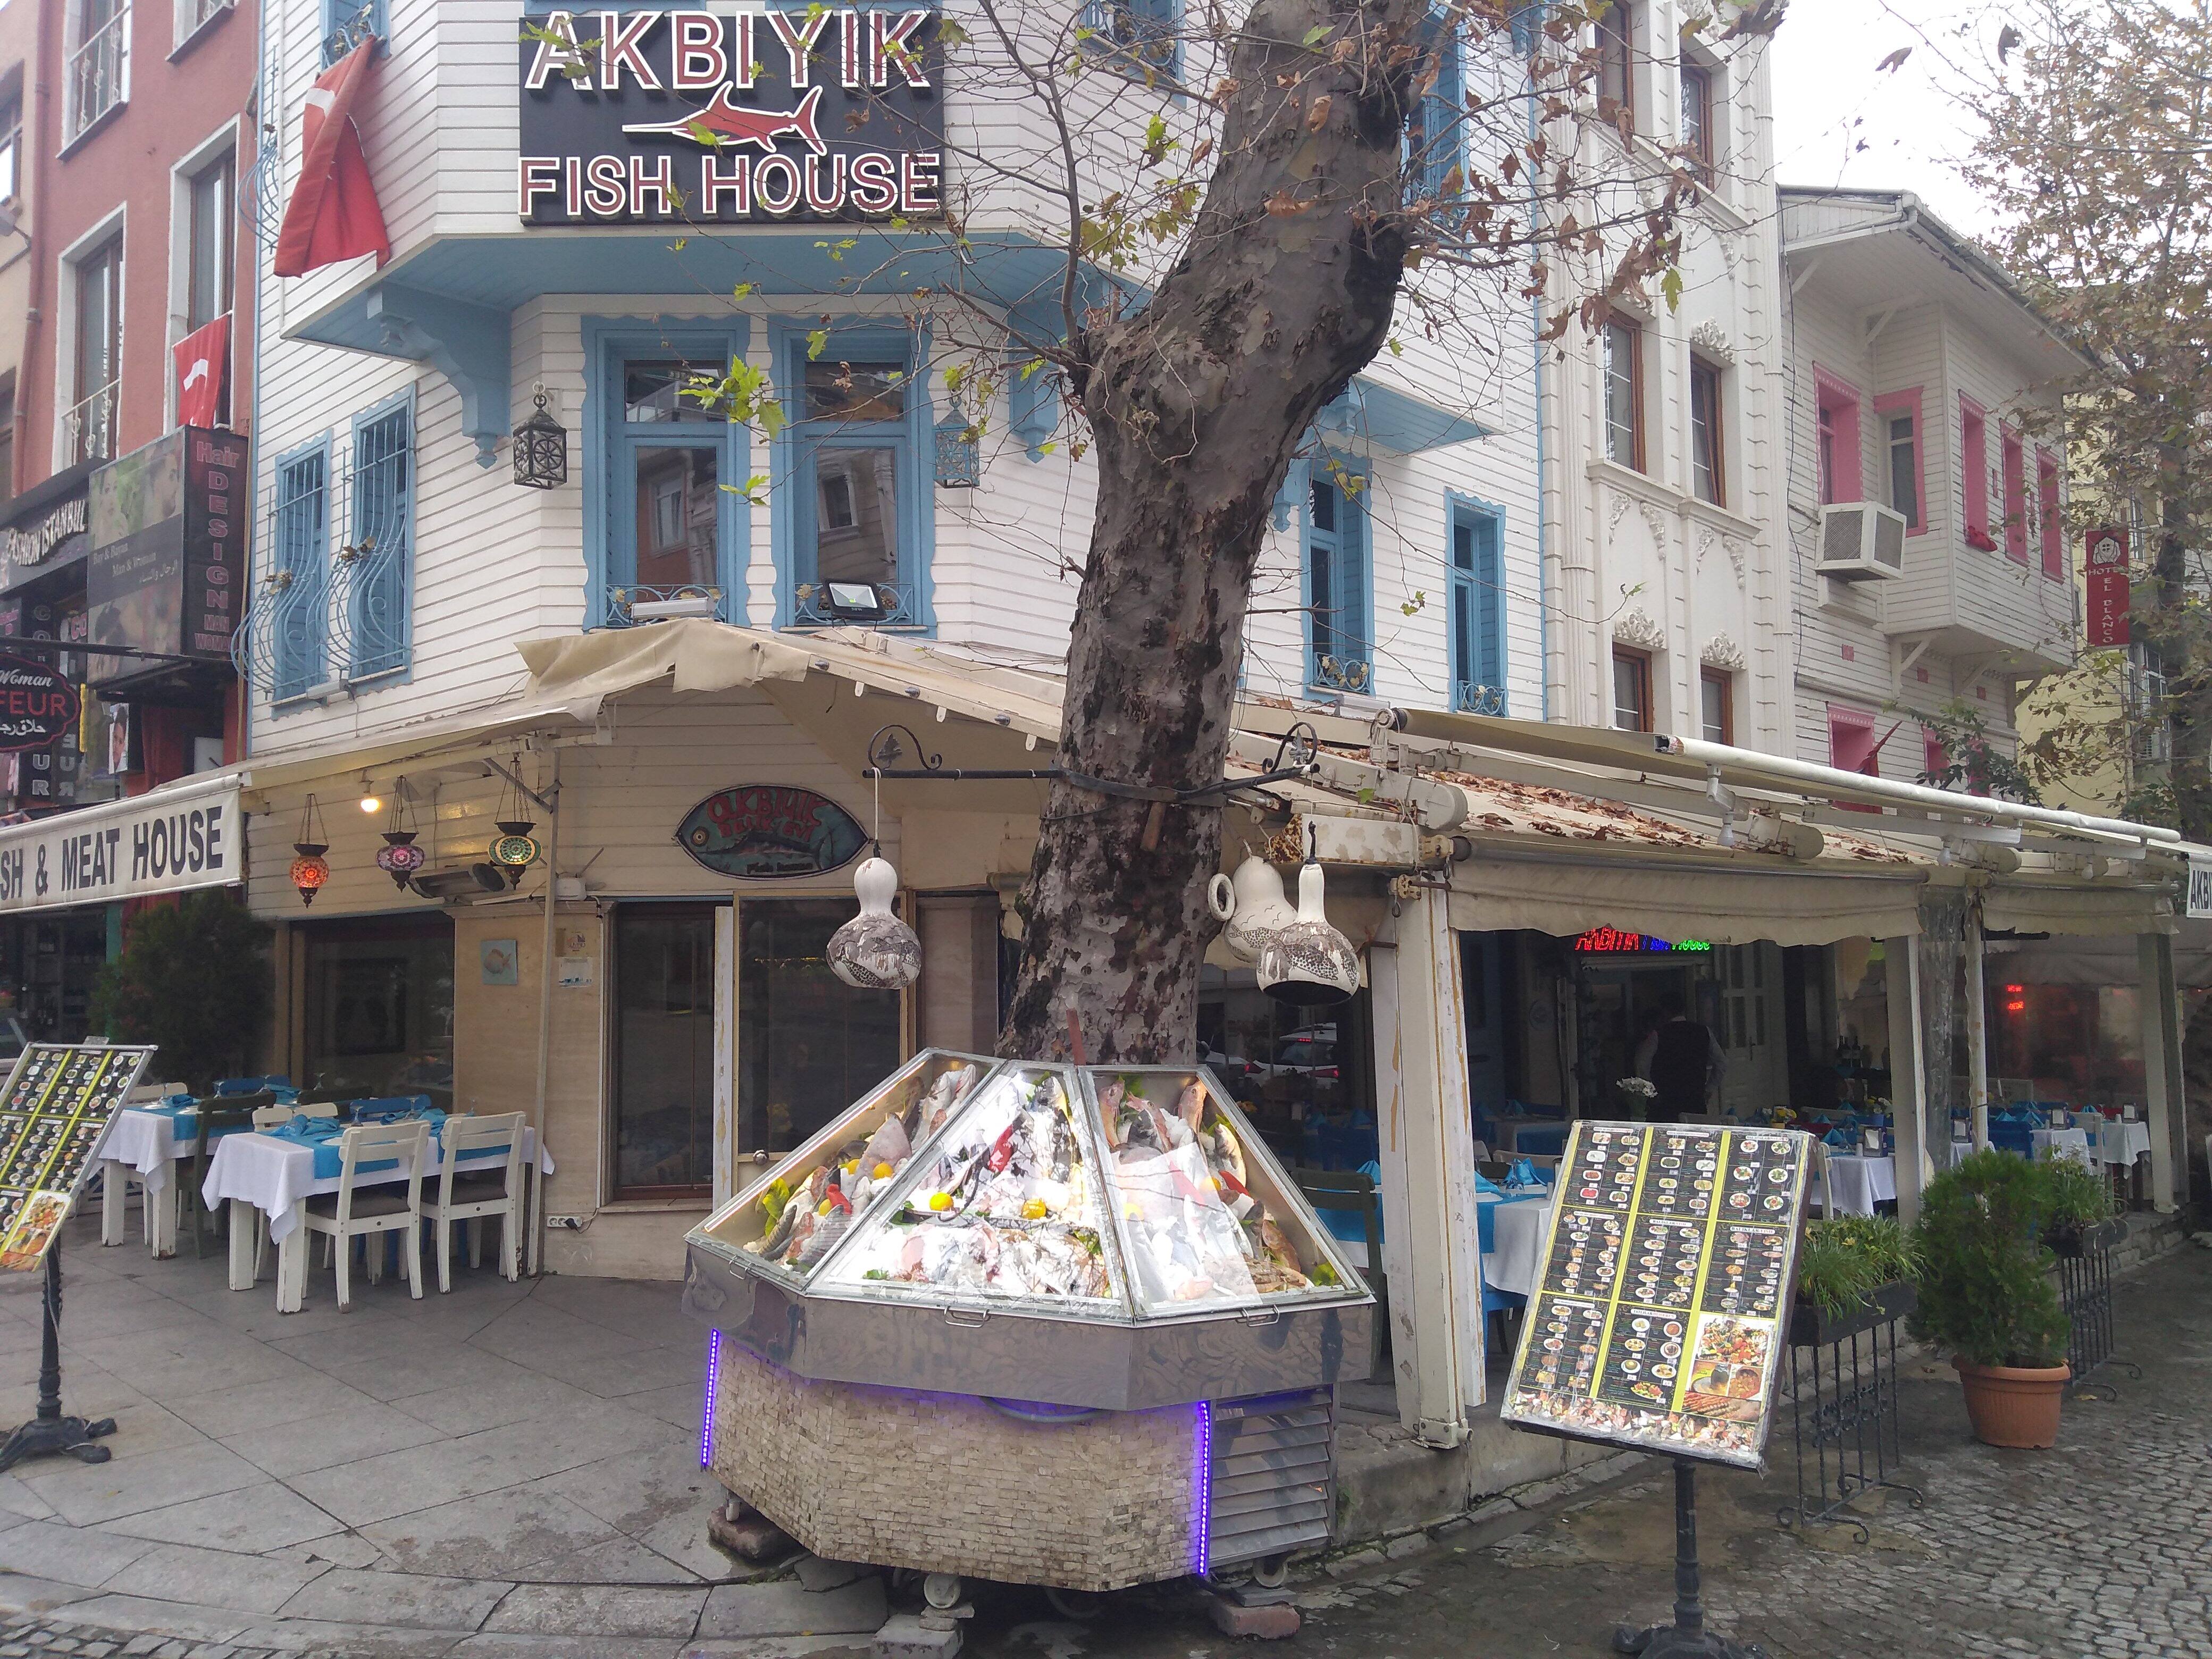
[
  {"left": 407, "top": 864, "right": 509, "bottom": 902},
  {"left": 1816, "top": 501, "right": 1907, "bottom": 581}
]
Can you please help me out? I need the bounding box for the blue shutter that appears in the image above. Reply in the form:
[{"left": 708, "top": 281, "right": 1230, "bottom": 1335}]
[
  {"left": 1449, "top": 502, "right": 1505, "bottom": 714},
  {"left": 348, "top": 400, "right": 413, "bottom": 680},
  {"left": 271, "top": 450, "right": 329, "bottom": 701},
  {"left": 1421, "top": 16, "right": 1463, "bottom": 199},
  {"left": 1304, "top": 475, "right": 1370, "bottom": 692}
]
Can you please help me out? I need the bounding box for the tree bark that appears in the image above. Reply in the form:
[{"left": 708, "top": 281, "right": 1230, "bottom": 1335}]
[{"left": 1000, "top": 0, "right": 1426, "bottom": 1062}]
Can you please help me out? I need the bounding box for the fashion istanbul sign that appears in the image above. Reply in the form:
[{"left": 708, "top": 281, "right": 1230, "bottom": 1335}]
[{"left": 517, "top": 9, "right": 945, "bottom": 225}]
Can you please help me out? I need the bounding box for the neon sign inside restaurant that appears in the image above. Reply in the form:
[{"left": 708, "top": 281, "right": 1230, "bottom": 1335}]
[{"left": 1573, "top": 926, "right": 1714, "bottom": 953}]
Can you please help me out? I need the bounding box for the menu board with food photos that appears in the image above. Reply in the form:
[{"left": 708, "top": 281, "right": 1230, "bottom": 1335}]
[
  {"left": 1499, "top": 1120, "right": 1813, "bottom": 1469},
  {"left": 0, "top": 1044, "right": 155, "bottom": 1271}
]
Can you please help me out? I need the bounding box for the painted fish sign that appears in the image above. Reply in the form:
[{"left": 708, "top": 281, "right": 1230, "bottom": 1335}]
[
  {"left": 517, "top": 9, "right": 945, "bottom": 226},
  {"left": 675, "top": 785, "right": 870, "bottom": 879}
]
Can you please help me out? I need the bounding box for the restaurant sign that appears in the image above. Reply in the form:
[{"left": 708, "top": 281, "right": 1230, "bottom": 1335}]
[
  {"left": 2188, "top": 857, "right": 2212, "bottom": 920},
  {"left": 1499, "top": 1122, "right": 1813, "bottom": 1469},
  {"left": 517, "top": 9, "right": 945, "bottom": 226},
  {"left": 0, "top": 774, "right": 240, "bottom": 915},
  {"left": 676, "top": 785, "right": 868, "bottom": 879},
  {"left": 1572, "top": 927, "right": 1713, "bottom": 954},
  {"left": 0, "top": 497, "right": 88, "bottom": 573}
]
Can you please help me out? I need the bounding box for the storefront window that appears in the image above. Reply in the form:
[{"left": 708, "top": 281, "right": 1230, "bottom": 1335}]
[
  {"left": 611, "top": 904, "right": 719, "bottom": 1198},
  {"left": 1199, "top": 965, "right": 1372, "bottom": 1169},
  {"left": 738, "top": 896, "right": 902, "bottom": 1155},
  {"left": 300, "top": 915, "right": 454, "bottom": 1111}
]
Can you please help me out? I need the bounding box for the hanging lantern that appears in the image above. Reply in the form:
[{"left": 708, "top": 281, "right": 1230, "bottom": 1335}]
[
  {"left": 513, "top": 389, "right": 568, "bottom": 489},
  {"left": 290, "top": 794, "right": 331, "bottom": 909},
  {"left": 827, "top": 847, "right": 921, "bottom": 990},
  {"left": 490, "top": 819, "right": 541, "bottom": 886},
  {"left": 373, "top": 790, "right": 426, "bottom": 890},
  {"left": 1256, "top": 825, "right": 1361, "bottom": 1007}
]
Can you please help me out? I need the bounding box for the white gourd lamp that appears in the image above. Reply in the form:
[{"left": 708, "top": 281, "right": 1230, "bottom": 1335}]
[
  {"left": 1256, "top": 823, "right": 1362, "bottom": 1006},
  {"left": 827, "top": 768, "right": 921, "bottom": 990}
]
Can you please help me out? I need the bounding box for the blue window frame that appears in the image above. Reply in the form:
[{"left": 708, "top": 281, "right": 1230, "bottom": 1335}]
[
  {"left": 320, "top": 0, "right": 387, "bottom": 65},
  {"left": 1079, "top": 0, "right": 1179, "bottom": 78},
  {"left": 1448, "top": 497, "right": 1506, "bottom": 714},
  {"left": 346, "top": 391, "right": 413, "bottom": 682},
  {"left": 585, "top": 321, "right": 751, "bottom": 628},
  {"left": 774, "top": 321, "right": 934, "bottom": 631},
  {"left": 270, "top": 440, "right": 331, "bottom": 703},
  {"left": 1406, "top": 10, "right": 1463, "bottom": 200},
  {"left": 1304, "top": 471, "right": 1369, "bottom": 693}
]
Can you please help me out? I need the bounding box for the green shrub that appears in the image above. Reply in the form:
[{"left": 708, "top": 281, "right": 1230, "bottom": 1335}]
[
  {"left": 1907, "top": 1150, "right": 2068, "bottom": 1369},
  {"left": 1796, "top": 1213, "right": 1918, "bottom": 1318},
  {"left": 2039, "top": 1154, "right": 2114, "bottom": 1234},
  {"left": 89, "top": 891, "right": 273, "bottom": 1093}
]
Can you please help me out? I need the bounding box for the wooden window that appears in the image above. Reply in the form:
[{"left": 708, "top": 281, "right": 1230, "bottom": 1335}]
[
  {"left": 1959, "top": 398, "right": 1990, "bottom": 547},
  {"left": 2038, "top": 450, "right": 2064, "bottom": 579},
  {"left": 1603, "top": 319, "right": 1644, "bottom": 471},
  {"left": 1813, "top": 368, "right": 1861, "bottom": 506},
  {"left": 68, "top": 239, "right": 121, "bottom": 464},
  {"left": 1699, "top": 667, "right": 1733, "bottom": 746},
  {"left": 1612, "top": 647, "right": 1652, "bottom": 733},
  {"left": 0, "top": 92, "right": 20, "bottom": 205},
  {"left": 1449, "top": 500, "right": 1505, "bottom": 713},
  {"left": 1690, "top": 356, "right": 1725, "bottom": 506},
  {"left": 1597, "top": 2, "right": 1634, "bottom": 126},
  {"left": 1305, "top": 473, "right": 1371, "bottom": 691},
  {"left": 186, "top": 150, "right": 234, "bottom": 334},
  {"left": 1874, "top": 388, "right": 1924, "bottom": 531},
  {"left": 1828, "top": 706, "right": 1881, "bottom": 778},
  {"left": 2002, "top": 426, "right": 2027, "bottom": 563},
  {"left": 1679, "top": 62, "right": 1713, "bottom": 180}
]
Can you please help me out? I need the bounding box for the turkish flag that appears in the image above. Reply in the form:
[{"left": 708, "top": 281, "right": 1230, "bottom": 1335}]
[
  {"left": 273, "top": 40, "right": 391, "bottom": 279},
  {"left": 173, "top": 315, "right": 230, "bottom": 428}
]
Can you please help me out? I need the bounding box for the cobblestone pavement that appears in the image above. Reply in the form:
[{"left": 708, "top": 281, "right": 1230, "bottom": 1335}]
[{"left": 7, "top": 1243, "right": 2208, "bottom": 1656}]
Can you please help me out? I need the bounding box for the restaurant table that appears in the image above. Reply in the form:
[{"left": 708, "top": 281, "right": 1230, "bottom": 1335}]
[
  {"left": 1493, "top": 1119, "right": 1570, "bottom": 1158},
  {"left": 1822, "top": 1153, "right": 1896, "bottom": 1217},
  {"left": 2089, "top": 1119, "right": 2153, "bottom": 1166},
  {"left": 1478, "top": 1188, "right": 1555, "bottom": 1300},
  {"left": 201, "top": 1125, "right": 555, "bottom": 1311},
  {"left": 2032, "top": 1126, "right": 2093, "bottom": 1164},
  {"left": 96, "top": 1107, "right": 207, "bottom": 1256}
]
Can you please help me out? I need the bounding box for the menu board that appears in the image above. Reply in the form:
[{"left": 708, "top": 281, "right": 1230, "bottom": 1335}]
[
  {"left": 0, "top": 1044, "right": 156, "bottom": 1271},
  {"left": 1499, "top": 1121, "right": 1812, "bottom": 1469}
]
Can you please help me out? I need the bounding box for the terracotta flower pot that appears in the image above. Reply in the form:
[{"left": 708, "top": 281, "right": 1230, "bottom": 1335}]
[{"left": 1954, "top": 1355, "right": 2070, "bottom": 1448}]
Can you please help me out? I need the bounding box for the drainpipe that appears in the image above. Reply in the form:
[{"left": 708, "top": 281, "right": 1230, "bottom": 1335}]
[
  {"left": 1526, "top": 46, "right": 1551, "bottom": 722},
  {"left": 530, "top": 749, "right": 560, "bottom": 1276}
]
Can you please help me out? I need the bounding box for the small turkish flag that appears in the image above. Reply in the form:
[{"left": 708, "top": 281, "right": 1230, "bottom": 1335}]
[
  {"left": 173, "top": 315, "right": 230, "bottom": 428},
  {"left": 273, "top": 39, "right": 391, "bottom": 279}
]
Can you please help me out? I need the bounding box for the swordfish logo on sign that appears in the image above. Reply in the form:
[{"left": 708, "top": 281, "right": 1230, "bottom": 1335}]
[{"left": 516, "top": 9, "right": 945, "bottom": 225}]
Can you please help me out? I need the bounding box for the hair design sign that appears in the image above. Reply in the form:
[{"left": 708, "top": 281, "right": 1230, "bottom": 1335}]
[{"left": 517, "top": 9, "right": 945, "bottom": 225}]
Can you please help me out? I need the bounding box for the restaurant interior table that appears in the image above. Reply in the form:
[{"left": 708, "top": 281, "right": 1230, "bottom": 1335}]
[
  {"left": 2032, "top": 1125, "right": 2093, "bottom": 1163},
  {"left": 2089, "top": 1119, "right": 2152, "bottom": 1166},
  {"left": 201, "top": 1121, "right": 556, "bottom": 1311},
  {"left": 1492, "top": 1120, "right": 1570, "bottom": 1158},
  {"left": 1478, "top": 1186, "right": 1554, "bottom": 1300},
  {"left": 1821, "top": 1152, "right": 1896, "bottom": 1217}
]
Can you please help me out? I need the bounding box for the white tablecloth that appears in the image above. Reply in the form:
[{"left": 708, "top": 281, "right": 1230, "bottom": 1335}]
[
  {"left": 1494, "top": 1120, "right": 1570, "bottom": 1155},
  {"left": 1824, "top": 1154, "right": 1896, "bottom": 1217},
  {"left": 203, "top": 1126, "right": 555, "bottom": 1243},
  {"left": 2088, "top": 1120, "right": 2152, "bottom": 1166},
  {"left": 2033, "top": 1127, "right": 2093, "bottom": 1164},
  {"left": 1480, "top": 1191, "right": 1554, "bottom": 1299},
  {"left": 98, "top": 1107, "right": 201, "bottom": 1193}
]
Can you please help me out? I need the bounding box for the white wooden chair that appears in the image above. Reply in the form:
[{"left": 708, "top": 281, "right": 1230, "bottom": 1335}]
[
  {"left": 298, "top": 1101, "right": 341, "bottom": 1119},
  {"left": 300, "top": 1121, "right": 430, "bottom": 1310},
  {"left": 422, "top": 1112, "right": 526, "bottom": 1292},
  {"left": 251, "top": 1103, "right": 298, "bottom": 1130}
]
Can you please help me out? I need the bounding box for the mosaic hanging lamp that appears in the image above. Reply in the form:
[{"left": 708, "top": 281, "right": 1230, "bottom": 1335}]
[
  {"left": 374, "top": 787, "right": 426, "bottom": 890},
  {"left": 487, "top": 766, "right": 542, "bottom": 887},
  {"left": 290, "top": 795, "right": 331, "bottom": 909}
]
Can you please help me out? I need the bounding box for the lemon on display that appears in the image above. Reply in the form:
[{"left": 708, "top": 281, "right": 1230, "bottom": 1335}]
[
  {"left": 873, "top": 1162, "right": 894, "bottom": 1179},
  {"left": 1021, "top": 1199, "right": 1049, "bottom": 1220},
  {"left": 928, "top": 1192, "right": 953, "bottom": 1212}
]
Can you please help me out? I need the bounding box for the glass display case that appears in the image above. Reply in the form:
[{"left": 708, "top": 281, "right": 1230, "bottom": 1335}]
[{"left": 685, "top": 1052, "right": 1372, "bottom": 1410}]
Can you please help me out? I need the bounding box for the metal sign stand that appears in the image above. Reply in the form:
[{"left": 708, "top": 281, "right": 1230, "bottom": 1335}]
[
  {"left": 0, "top": 1247, "right": 115, "bottom": 1473},
  {"left": 1612, "top": 1461, "right": 1765, "bottom": 1659}
]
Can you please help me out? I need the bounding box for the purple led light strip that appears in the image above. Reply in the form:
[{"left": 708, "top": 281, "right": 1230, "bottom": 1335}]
[
  {"left": 1192, "top": 1399, "right": 1214, "bottom": 1578},
  {"left": 700, "top": 1329, "right": 722, "bottom": 1469}
]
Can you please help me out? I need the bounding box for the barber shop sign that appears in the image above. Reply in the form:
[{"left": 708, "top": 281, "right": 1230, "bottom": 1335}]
[{"left": 517, "top": 9, "right": 945, "bottom": 225}]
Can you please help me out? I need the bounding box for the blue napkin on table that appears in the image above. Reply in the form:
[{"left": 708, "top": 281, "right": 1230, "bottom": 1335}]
[
  {"left": 1823, "top": 1127, "right": 1853, "bottom": 1147},
  {"left": 1475, "top": 1171, "right": 1505, "bottom": 1196},
  {"left": 268, "top": 1116, "right": 342, "bottom": 1145},
  {"left": 1506, "top": 1157, "right": 1553, "bottom": 1190}
]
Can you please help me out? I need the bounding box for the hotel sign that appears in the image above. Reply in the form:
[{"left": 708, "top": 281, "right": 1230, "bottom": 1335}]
[{"left": 517, "top": 8, "right": 945, "bottom": 225}]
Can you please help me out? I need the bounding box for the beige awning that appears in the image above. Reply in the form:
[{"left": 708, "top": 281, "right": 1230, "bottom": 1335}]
[{"left": 1982, "top": 879, "right": 2175, "bottom": 939}]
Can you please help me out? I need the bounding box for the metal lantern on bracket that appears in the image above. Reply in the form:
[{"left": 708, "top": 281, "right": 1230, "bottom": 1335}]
[
  {"left": 933, "top": 403, "right": 980, "bottom": 489},
  {"left": 373, "top": 789, "right": 426, "bottom": 890},
  {"left": 289, "top": 795, "right": 331, "bottom": 909},
  {"left": 513, "top": 389, "right": 568, "bottom": 490}
]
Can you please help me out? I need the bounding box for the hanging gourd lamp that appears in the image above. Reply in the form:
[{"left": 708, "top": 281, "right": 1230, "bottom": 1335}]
[
  {"left": 290, "top": 795, "right": 331, "bottom": 909},
  {"left": 1256, "top": 822, "right": 1361, "bottom": 1006},
  {"left": 374, "top": 787, "right": 426, "bottom": 890},
  {"left": 827, "top": 843, "right": 921, "bottom": 990}
]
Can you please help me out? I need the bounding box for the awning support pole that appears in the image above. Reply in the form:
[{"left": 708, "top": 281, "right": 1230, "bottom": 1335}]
[
  {"left": 1884, "top": 935, "right": 1929, "bottom": 1229},
  {"left": 1369, "top": 890, "right": 1484, "bottom": 1447},
  {"left": 2137, "top": 931, "right": 2183, "bottom": 1214},
  {"left": 530, "top": 750, "right": 560, "bottom": 1277},
  {"left": 1965, "top": 911, "right": 1990, "bottom": 1153}
]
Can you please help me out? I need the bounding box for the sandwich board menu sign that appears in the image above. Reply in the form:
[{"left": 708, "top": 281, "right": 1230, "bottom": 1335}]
[
  {"left": 0, "top": 1044, "right": 156, "bottom": 1271},
  {"left": 1499, "top": 1121, "right": 1813, "bottom": 1469}
]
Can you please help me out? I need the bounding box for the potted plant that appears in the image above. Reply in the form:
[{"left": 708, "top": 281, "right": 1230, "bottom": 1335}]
[
  {"left": 1908, "top": 1150, "right": 2071, "bottom": 1448},
  {"left": 1614, "top": 1075, "right": 1656, "bottom": 1119},
  {"left": 1790, "top": 1213, "right": 1918, "bottom": 1346},
  {"left": 2039, "top": 1154, "right": 2121, "bottom": 1258}
]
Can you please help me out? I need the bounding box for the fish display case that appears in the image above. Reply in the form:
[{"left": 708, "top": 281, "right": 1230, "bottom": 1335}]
[{"left": 684, "top": 1053, "right": 1374, "bottom": 1590}]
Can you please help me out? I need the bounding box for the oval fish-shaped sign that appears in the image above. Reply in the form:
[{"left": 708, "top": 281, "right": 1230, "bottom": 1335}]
[{"left": 675, "top": 785, "right": 868, "bottom": 879}]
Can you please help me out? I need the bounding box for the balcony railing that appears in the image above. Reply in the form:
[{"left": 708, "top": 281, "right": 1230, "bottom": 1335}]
[
  {"left": 605, "top": 584, "right": 729, "bottom": 628},
  {"left": 63, "top": 383, "right": 118, "bottom": 466},
  {"left": 66, "top": 7, "right": 130, "bottom": 146},
  {"left": 174, "top": 0, "right": 233, "bottom": 49},
  {"left": 1308, "top": 655, "right": 1372, "bottom": 694},
  {"left": 1454, "top": 681, "right": 1508, "bottom": 717}
]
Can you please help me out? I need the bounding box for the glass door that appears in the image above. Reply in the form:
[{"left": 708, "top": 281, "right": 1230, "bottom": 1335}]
[
  {"left": 300, "top": 914, "right": 456, "bottom": 1111},
  {"left": 610, "top": 903, "right": 720, "bottom": 1199},
  {"left": 736, "top": 896, "right": 902, "bottom": 1155}
]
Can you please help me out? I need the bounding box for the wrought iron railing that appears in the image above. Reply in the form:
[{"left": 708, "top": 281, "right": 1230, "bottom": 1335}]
[
  {"left": 322, "top": 0, "right": 382, "bottom": 65},
  {"left": 1454, "top": 681, "right": 1508, "bottom": 716},
  {"left": 62, "top": 383, "right": 118, "bottom": 466},
  {"left": 1076, "top": 0, "right": 1179, "bottom": 75},
  {"left": 174, "top": 0, "right": 232, "bottom": 47},
  {"left": 604, "top": 584, "right": 728, "bottom": 627},
  {"left": 1775, "top": 1286, "right": 1923, "bottom": 1538},
  {"left": 340, "top": 410, "right": 411, "bottom": 680},
  {"left": 789, "top": 582, "right": 920, "bottom": 628},
  {"left": 66, "top": 7, "right": 130, "bottom": 145},
  {"left": 1308, "top": 654, "right": 1372, "bottom": 694}
]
